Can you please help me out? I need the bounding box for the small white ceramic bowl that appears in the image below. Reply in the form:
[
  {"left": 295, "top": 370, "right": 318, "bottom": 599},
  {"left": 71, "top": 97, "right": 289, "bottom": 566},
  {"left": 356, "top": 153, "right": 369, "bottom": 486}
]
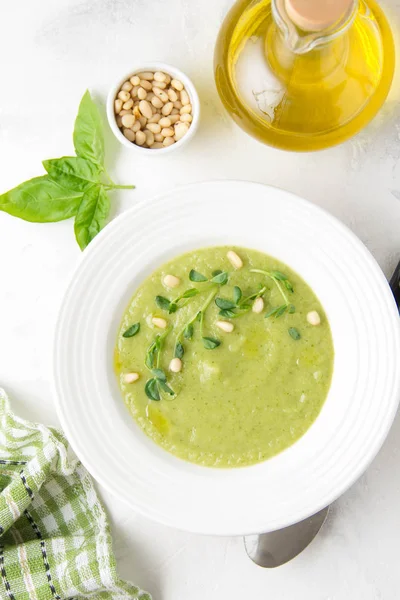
[{"left": 107, "top": 62, "right": 200, "bottom": 155}]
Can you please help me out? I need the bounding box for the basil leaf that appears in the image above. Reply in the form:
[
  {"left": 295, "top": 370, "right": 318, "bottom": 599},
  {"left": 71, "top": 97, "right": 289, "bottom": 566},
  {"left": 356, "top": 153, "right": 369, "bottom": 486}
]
[
  {"left": 158, "top": 381, "right": 175, "bottom": 395},
  {"left": 174, "top": 342, "right": 184, "bottom": 359},
  {"left": 181, "top": 288, "right": 199, "bottom": 299},
  {"left": 219, "top": 309, "right": 236, "bottom": 318},
  {"left": 288, "top": 327, "right": 301, "bottom": 340},
  {"left": 43, "top": 156, "right": 101, "bottom": 192},
  {"left": 189, "top": 269, "right": 208, "bottom": 282},
  {"left": 215, "top": 298, "right": 236, "bottom": 310},
  {"left": 211, "top": 271, "right": 228, "bottom": 285},
  {"left": 183, "top": 324, "right": 194, "bottom": 339},
  {"left": 152, "top": 368, "right": 166, "bottom": 382},
  {"left": 122, "top": 323, "right": 140, "bottom": 338},
  {"left": 145, "top": 378, "right": 160, "bottom": 401},
  {"left": 73, "top": 90, "right": 105, "bottom": 168},
  {"left": 233, "top": 286, "right": 242, "bottom": 304},
  {"left": 271, "top": 271, "right": 287, "bottom": 281},
  {"left": 0, "top": 176, "right": 83, "bottom": 222},
  {"left": 74, "top": 185, "right": 110, "bottom": 250},
  {"left": 155, "top": 296, "right": 171, "bottom": 311},
  {"left": 202, "top": 337, "right": 221, "bottom": 349}
]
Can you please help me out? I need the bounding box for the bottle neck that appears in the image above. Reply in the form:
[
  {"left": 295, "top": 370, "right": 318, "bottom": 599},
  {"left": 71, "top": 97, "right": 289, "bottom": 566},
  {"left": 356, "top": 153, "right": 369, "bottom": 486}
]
[{"left": 272, "top": 0, "right": 358, "bottom": 54}]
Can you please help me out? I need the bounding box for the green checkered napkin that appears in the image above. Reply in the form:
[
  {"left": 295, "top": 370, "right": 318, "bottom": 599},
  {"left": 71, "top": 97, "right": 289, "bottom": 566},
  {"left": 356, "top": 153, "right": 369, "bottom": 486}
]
[{"left": 0, "top": 389, "right": 151, "bottom": 600}]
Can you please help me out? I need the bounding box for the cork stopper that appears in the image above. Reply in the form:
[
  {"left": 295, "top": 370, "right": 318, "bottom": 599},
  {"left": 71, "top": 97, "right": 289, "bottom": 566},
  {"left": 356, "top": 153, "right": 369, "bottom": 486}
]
[{"left": 284, "top": 0, "right": 354, "bottom": 32}]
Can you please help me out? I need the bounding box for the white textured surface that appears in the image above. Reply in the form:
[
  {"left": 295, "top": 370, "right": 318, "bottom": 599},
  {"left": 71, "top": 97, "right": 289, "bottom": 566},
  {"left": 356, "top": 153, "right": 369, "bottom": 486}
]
[{"left": 1, "top": 0, "right": 400, "bottom": 597}]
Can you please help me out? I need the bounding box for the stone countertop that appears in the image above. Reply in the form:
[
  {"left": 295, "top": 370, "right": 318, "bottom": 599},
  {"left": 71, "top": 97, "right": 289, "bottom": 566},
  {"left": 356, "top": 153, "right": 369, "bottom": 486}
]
[{"left": 1, "top": 0, "right": 400, "bottom": 597}]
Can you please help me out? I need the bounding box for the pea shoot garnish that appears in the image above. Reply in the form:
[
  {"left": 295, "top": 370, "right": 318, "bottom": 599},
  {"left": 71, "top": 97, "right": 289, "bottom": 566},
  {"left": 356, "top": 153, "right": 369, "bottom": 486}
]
[
  {"left": 250, "top": 269, "right": 295, "bottom": 319},
  {"left": 122, "top": 322, "right": 140, "bottom": 338},
  {"left": 288, "top": 327, "right": 301, "bottom": 340},
  {"left": 215, "top": 285, "right": 267, "bottom": 319}
]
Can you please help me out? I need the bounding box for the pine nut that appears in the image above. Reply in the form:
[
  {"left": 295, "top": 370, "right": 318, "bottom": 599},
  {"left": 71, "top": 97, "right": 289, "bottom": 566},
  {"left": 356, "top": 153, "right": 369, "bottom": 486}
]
[
  {"left": 153, "top": 87, "right": 169, "bottom": 103},
  {"left": 164, "top": 73, "right": 171, "bottom": 84},
  {"left": 163, "top": 136, "right": 175, "bottom": 147},
  {"left": 139, "top": 100, "right": 152, "bottom": 119},
  {"left": 130, "top": 75, "right": 140, "bottom": 86},
  {"left": 153, "top": 80, "right": 167, "bottom": 89},
  {"left": 252, "top": 297, "right": 264, "bottom": 314},
  {"left": 162, "top": 102, "right": 174, "bottom": 116},
  {"left": 131, "top": 85, "right": 139, "bottom": 98},
  {"left": 161, "top": 127, "right": 174, "bottom": 137},
  {"left": 180, "top": 113, "right": 192, "bottom": 123},
  {"left": 138, "top": 87, "right": 147, "bottom": 100},
  {"left": 169, "top": 114, "right": 180, "bottom": 123},
  {"left": 132, "top": 120, "right": 141, "bottom": 132},
  {"left": 137, "top": 71, "right": 154, "bottom": 80},
  {"left": 307, "top": 311, "right": 321, "bottom": 326},
  {"left": 216, "top": 320, "right": 234, "bottom": 333},
  {"left": 144, "top": 129, "right": 155, "bottom": 146},
  {"left": 118, "top": 90, "right": 130, "bottom": 102},
  {"left": 122, "top": 81, "right": 133, "bottom": 92},
  {"left": 119, "top": 109, "right": 131, "bottom": 116},
  {"left": 173, "top": 100, "right": 183, "bottom": 109},
  {"left": 148, "top": 113, "right": 161, "bottom": 123},
  {"left": 151, "top": 104, "right": 157, "bottom": 114},
  {"left": 171, "top": 108, "right": 180, "bottom": 115},
  {"left": 123, "top": 98, "right": 134, "bottom": 110},
  {"left": 171, "top": 78, "right": 184, "bottom": 91},
  {"left": 135, "top": 130, "right": 146, "bottom": 146},
  {"left": 180, "top": 104, "right": 192, "bottom": 114},
  {"left": 114, "top": 99, "right": 123, "bottom": 114},
  {"left": 151, "top": 96, "right": 163, "bottom": 109},
  {"left": 116, "top": 116, "right": 122, "bottom": 127},
  {"left": 159, "top": 116, "right": 172, "bottom": 128},
  {"left": 174, "top": 122, "right": 189, "bottom": 141},
  {"left": 124, "top": 372, "right": 140, "bottom": 383},
  {"left": 138, "top": 116, "right": 147, "bottom": 128},
  {"left": 121, "top": 114, "right": 135, "bottom": 128},
  {"left": 227, "top": 250, "right": 243, "bottom": 269},
  {"left": 152, "top": 142, "right": 164, "bottom": 148},
  {"left": 152, "top": 317, "right": 167, "bottom": 329},
  {"left": 167, "top": 88, "right": 178, "bottom": 102},
  {"left": 163, "top": 274, "right": 181, "bottom": 288},
  {"left": 147, "top": 122, "right": 161, "bottom": 134},
  {"left": 154, "top": 133, "right": 164, "bottom": 142},
  {"left": 169, "top": 358, "right": 182, "bottom": 373},
  {"left": 123, "top": 128, "right": 136, "bottom": 142},
  {"left": 180, "top": 90, "right": 190, "bottom": 105},
  {"left": 154, "top": 71, "right": 167, "bottom": 82},
  {"left": 140, "top": 80, "right": 152, "bottom": 91}
]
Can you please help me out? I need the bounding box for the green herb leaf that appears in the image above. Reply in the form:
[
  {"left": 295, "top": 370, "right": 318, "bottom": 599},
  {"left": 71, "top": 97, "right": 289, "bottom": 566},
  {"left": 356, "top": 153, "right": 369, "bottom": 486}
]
[
  {"left": 122, "top": 322, "right": 140, "bottom": 338},
  {"left": 219, "top": 308, "right": 236, "bottom": 318},
  {"left": 181, "top": 288, "right": 199, "bottom": 299},
  {"left": 43, "top": 156, "right": 101, "bottom": 192},
  {"left": 288, "top": 327, "right": 301, "bottom": 340},
  {"left": 265, "top": 304, "right": 287, "bottom": 318},
  {"left": 145, "top": 378, "right": 160, "bottom": 401},
  {"left": 284, "top": 280, "right": 294, "bottom": 292},
  {"left": 212, "top": 269, "right": 222, "bottom": 277},
  {"left": 74, "top": 185, "right": 110, "bottom": 250},
  {"left": 168, "top": 303, "right": 178, "bottom": 314},
  {"left": 196, "top": 311, "right": 202, "bottom": 322},
  {"left": 158, "top": 381, "right": 175, "bottom": 395},
  {"left": 155, "top": 296, "right": 171, "bottom": 311},
  {"left": 183, "top": 324, "right": 194, "bottom": 339},
  {"left": 202, "top": 337, "right": 221, "bottom": 349},
  {"left": 233, "top": 286, "right": 242, "bottom": 304},
  {"left": 145, "top": 343, "right": 157, "bottom": 369},
  {"left": 0, "top": 176, "right": 83, "bottom": 223},
  {"left": 211, "top": 271, "right": 228, "bottom": 285},
  {"left": 288, "top": 304, "right": 296, "bottom": 314},
  {"left": 215, "top": 298, "right": 236, "bottom": 310},
  {"left": 152, "top": 368, "right": 166, "bottom": 382},
  {"left": 271, "top": 271, "right": 287, "bottom": 281},
  {"left": 73, "top": 90, "right": 105, "bottom": 168},
  {"left": 189, "top": 269, "right": 208, "bottom": 282},
  {"left": 174, "top": 342, "right": 184, "bottom": 359}
]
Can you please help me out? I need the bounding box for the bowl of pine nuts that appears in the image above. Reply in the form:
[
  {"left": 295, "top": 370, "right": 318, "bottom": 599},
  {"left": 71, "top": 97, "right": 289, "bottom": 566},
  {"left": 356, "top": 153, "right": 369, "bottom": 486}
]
[{"left": 107, "top": 63, "right": 200, "bottom": 153}]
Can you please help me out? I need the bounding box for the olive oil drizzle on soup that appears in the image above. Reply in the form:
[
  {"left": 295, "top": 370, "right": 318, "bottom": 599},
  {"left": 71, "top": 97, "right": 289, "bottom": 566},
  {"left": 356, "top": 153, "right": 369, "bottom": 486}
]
[{"left": 114, "top": 246, "right": 334, "bottom": 468}]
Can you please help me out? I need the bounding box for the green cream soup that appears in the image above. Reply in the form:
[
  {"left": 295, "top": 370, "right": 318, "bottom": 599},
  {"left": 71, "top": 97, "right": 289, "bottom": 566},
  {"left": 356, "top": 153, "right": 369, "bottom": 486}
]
[{"left": 115, "top": 246, "right": 334, "bottom": 467}]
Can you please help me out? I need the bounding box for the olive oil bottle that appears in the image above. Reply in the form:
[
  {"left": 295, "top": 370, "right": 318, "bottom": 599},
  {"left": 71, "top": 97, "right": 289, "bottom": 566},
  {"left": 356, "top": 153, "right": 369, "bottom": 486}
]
[{"left": 214, "top": 0, "right": 395, "bottom": 151}]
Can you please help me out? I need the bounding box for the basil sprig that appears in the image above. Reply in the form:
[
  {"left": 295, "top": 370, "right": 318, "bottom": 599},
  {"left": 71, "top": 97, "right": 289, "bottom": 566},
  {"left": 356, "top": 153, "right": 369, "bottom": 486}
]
[{"left": 0, "top": 90, "right": 134, "bottom": 250}]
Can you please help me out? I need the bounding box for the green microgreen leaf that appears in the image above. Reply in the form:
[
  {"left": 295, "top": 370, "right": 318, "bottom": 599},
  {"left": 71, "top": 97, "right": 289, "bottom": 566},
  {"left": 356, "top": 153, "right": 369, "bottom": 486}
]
[
  {"left": 183, "top": 324, "right": 194, "bottom": 339},
  {"left": 284, "top": 280, "right": 294, "bottom": 292},
  {"left": 219, "top": 309, "right": 236, "bottom": 318},
  {"left": 233, "top": 286, "right": 242, "bottom": 304},
  {"left": 145, "top": 343, "right": 157, "bottom": 369},
  {"left": 168, "top": 303, "right": 178, "bottom": 313},
  {"left": 215, "top": 298, "right": 237, "bottom": 310},
  {"left": 202, "top": 337, "right": 221, "bottom": 349},
  {"left": 158, "top": 381, "right": 175, "bottom": 395},
  {"left": 155, "top": 296, "right": 171, "bottom": 311},
  {"left": 181, "top": 288, "right": 199, "bottom": 299},
  {"left": 212, "top": 269, "right": 222, "bottom": 277},
  {"left": 174, "top": 341, "right": 184, "bottom": 359},
  {"left": 189, "top": 270, "right": 208, "bottom": 282},
  {"left": 288, "top": 304, "right": 296, "bottom": 314},
  {"left": 288, "top": 327, "right": 301, "bottom": 340},
  {"left": 152, "top": 368, "right": 166, "bottom": 382},
  {"left": 275, "top": 305, "right": 288, "bottom": 318},
  {"left": 271, "top": 271, "right": 287, "bottom": 281},
  {"left": 265, "top": 304, "right": 288, "bottom": 318},
  {"left": 122, "top": 323, "right": 140, "bottom": 338},
  {"left": 210, "top": 271, "right": 228, "bottom": 285},
  {"left": 145, "top": 378, "right": 160, "bottom": 401}
]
